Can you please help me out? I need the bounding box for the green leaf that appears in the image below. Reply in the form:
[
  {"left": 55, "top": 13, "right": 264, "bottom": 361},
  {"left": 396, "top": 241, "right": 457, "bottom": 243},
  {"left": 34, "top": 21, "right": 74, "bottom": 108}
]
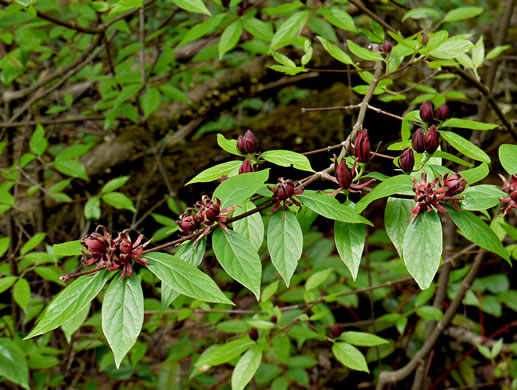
[
  {"left": 0, "top": 339, "right": 29, "bottom": 390},
  {"left": 102, "top": 176, "right": 130, "bottom": 193},
  {"left": 110, "top": 0, "right": 142, "bottom": 14},
  {"left": 485, "top": 45, "right": 510, "bottom": 61},
  {"left": 243, "top": 17, "right": 273, "bottom": 41},
  {"left": 403, "top": 211, "right": 442, "bottom": 290},
  {"left": 432, "top": 150, "right": 474, "bottom": 167},
  {"left": 175, "top": 238, "right": 206, "bottom": 267},
  {"left": 30, "top": 124, "right": 48, "bottom": 156},
  {"left": 296, "top": 190, "right": 372, "bottom": 225},
  {"left": 217, "top": 134, "right": 243, "bottom": 157},
  {"left": 462, "top": 163, "right": 489, "bottom": 185},
  {"left": 472, "top": 36, "right": 484, "bottom": 69},
  {"left": 195, "top": 337, "right": 254, "bottom": 367},
  {"left": 261, "top": 150, "right": 314, "bottom": 172},
  {"left": 145, "top": 252, "right": 233, "bottom": 305},
  {"left": 448, "top": 208, "right": 510, "bottom": 264},
  {"left": 461, "top": 185, "right": 507, "bottom": 211},
  {"left": 213, "top": 169, "right": 269, "bottom": 209},
  {"left": 443, "top": 7, "right": 483, "bottom": 23},
  {"left": 428, "top": 39, "right": 474, "bottom": 59},
  {"left": 334, "top": 220, "right": 365, "bottom": 280},
  {"left": 159, "top": 84, "right": 192, "bottom": 104},
  {"left": 160, "top": 282, "right": 180, "bottom": 313},
  {"left": 219, "top": 20, "right": 242, "bottom": 59},
  {"left": 102, "top": 272, "right": 144, "bottom": 368},
  {"left": 13, "top": 278, "right": 30, "bottom": 313},
  {"left": 172, "top": 0, "right": 210, "bottom": 15},
  {"left": 102, "top": 192, "right": 136, "bottom": 212},
  {"left": 61, "top": 303, "right": 90, "bottom": 343},
  {"left": 267, "top": 210, "right": 303, "bottom": 287},
  {"left": 385, "top": 197, "right": 414, "bottom": 257},
  {"left": 321, "top": 7, "right": 357, "bottom": 32},
  {"left": 416, "top": 305, "right": 443, "bottom": 320},
  {"left": 0, "top": 276, "right": 17, "bottom": 294},
  {"left": 355, "top": 175, "right": 413, "bottom": 213},
  {"left": 442, "top": 118, "right": 497, "bottom": 131},
  {"left": 270, "top": 10, "right": 310, "bottom": 50},
  {"left": 141, "top": 88, "right": 161, "bottom": 119},
  {"left": 179, "top": 14, "right": 225, "bottom": 47},
  {"left": 186, "top": 160, "right": 242, "bottom": 184},
  {"left": 53, "top": 240, "right": 82, "bottom": 256},
  {"left": 25, "top": 270, "right": 111, "bottom": 339},
  {"left": 212, "top": 229, "right": 262, "bottom": 300},
  {"left": 347, "top": 40, "right": 383, "bottom": 61},
  {"left": 402, "top": 7, "right": 441, "bottom": 21},
  {"left": 305, "top": 269, "right": 332, "bottom": 290},
  {"left": 439, "top": 130, "right": 490, "bottom": 163},
  {"left": 316, "top": 36, "right": 354, "bottom": 65},
  {"left": 20, "top": 232, "right": 46, "bottom": 255},
  {"left": 499, "top": 144, "right": 517, "bottom": 174},
  {"left": 84, "top": 197, "right": 101, "bottom": 220},
  {"left": 233, "top": 200, "right": 264, "bottom": 252},
  {"left": 54, "top": 160, "right": 88, "bottom": 181},
  {"left": 339, "top": 331, "right": 389, "bottom": 346},
  {"left": 0, "top": 237, "right": 9, "bottom": 257},
  {"left": 231, "top": 346, "right": 262, "bottom": 390},
  {"left": 332, "top": 342, "right": 369, "bottom": 373}
]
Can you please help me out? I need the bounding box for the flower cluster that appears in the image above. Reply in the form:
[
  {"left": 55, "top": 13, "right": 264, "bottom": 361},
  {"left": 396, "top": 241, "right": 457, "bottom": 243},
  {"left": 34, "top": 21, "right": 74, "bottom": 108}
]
[
  {"left": 268, "top": 178, "right": 303, "bottom": 214},
  {"left": 499, "top": 174, "right": 517, "bottom": 216},
  {"left": 177, "top": 196, "right": 237, "bottom": 237},
  {"left": 420, "top": 101, "right": 450, "bottom": 123},
  {"left": 409, "top": 172, "right": 467, "bottom": 221},
  {"left": 81, "top": 225, "right": 150, "bottom": 278},
  {"left": 412, "top": 125, "right": 439, "bottom": 154}
]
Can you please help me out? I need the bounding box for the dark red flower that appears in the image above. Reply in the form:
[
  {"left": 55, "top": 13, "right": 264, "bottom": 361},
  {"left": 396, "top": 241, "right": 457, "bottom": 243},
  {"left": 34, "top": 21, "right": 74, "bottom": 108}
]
[
  {"left": 354, "top": 129, "right": 370, "bottom": 163},
  {"left": 442, "top": 172, "right": 467, "bottom": 196},
  {"left": 421, "top": 33, "right": 429, "bottom": 45},
  {"left": 268, "top": 178, "right": 303, "bottom": 214},
  {"left": 409, "top": 173, "right": 446, "bottom": 221},
  {"left": 382, "top": 40, "right": 392, "bottom": 54},
  {"left": 81, "top": 225, "right": 115, "bottom": 267},
  {"left": 400, "top": 148, "right": 414, "bottom": 173},
  {"left": 237, "top": 130, "right": 258, "bottom": 154},
  {"left": 437, "top": 104, "right": 450, "bottom": 121},
  {"left": 425, "top": 125, "right": 440, "bottom": 154},
  {"left": 331, "top": 323, "right": 341, "bottom": 338},
  {"left": 249, "top": 328, "right": 259, "bottom": 341},
  {"left": 334, "top": 155, "right": 352, "bottom": 189},
  {"left": 412, "top": 128, "right": 426, "bottom": 153},
  {"left": 239, "top": 159, "right": 254, "bottom": 174},
  {"left": 420, "top": 101, "right": 434, "bottom": 123},
  {"left": 111, "top": 231, "right": 150, "bottom": 278},
  {"left": 499, "top": 174, "right": 517, "bottom": 216},
  {"left": 177, "top": 211, "right": 201, "bottom": 234}
]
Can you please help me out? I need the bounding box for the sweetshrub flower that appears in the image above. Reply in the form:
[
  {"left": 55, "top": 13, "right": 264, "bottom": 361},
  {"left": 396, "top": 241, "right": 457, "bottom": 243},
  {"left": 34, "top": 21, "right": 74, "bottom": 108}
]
[
  {"left": 353, "top": 129, "right": 371, "bottom": 163},
  {"left": 499, "top": 174, "right": 517, "bottom": 216},
  {"left": 268, "top": 178, "right": 303, "bottom": 214}
]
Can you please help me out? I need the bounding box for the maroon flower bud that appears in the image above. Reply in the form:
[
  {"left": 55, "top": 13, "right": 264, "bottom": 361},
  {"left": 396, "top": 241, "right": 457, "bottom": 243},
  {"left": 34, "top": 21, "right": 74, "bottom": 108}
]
[
  {"left": 237, "top": 130, "right": 257, "bottom": 154},
  {"left": 334, "top": 155, "right": 352, "bottom": 189},
  {"left": 354, "top": 129, "right": 370, "bottom": 163},
  {"left": 331, "top": 324, "right": 341, "bottom": 338},
  {"left": 221, "top": 0, "right": 230, "bottom": 8},
  {"left": 83, "top": 234, "right": 108, "bottom": 256},
  {"left": 437, "top": 104, "right": 450, "bottom": 121},
  {"left": 420, "top": 101, "right": 434, "bottom": 123},
  {"left": 399, "top": 148, "right": 414, "bottom": 173},
  {"left": 443, "top": 172, "right": 467, "bottom": 196},
  {"left": 249, "top": 328, "right": 258, "bottom": 341},
  {"left": 421, "top": 33, "right": 429, "bottom": 45},
  {"left": 412, "top": 128, "right": 426, "bottom": 153},
  {"left": 424, "top": 125, "right": 440, "bottom": 154},
  {"left": 237, "top": 6, "right": 244, "bottom": 16},
  {"left": 177, "top": 213, "right": 200, "bottom": 234},
  {"left": 382, "top": 39, "right": 392, "bottom": 54},
  {"left": 239, "top": 159, "right": 253, "bottom": 174},
  {"left": 273, "top": 179, "right": 295, "bottom": 201},
  {"left": 204, "top": 200, "right": 220, "bottom": 221},
  {"left": 271, "top": 315, "right": 277, "bottom": 323}
]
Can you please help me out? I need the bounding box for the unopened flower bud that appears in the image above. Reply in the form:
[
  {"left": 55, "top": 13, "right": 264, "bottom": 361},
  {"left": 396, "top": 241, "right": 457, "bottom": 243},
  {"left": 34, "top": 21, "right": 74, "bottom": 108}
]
[
  {"left": 331, "top": 324, "right": 341, "bottom": 338},
  {"left": 271, "top": 315, "right": 277, "bottom": 323},
  {"left": 177, "top": 213, "right": 200, "bottom": 234},
  {"left": 412, "top": 128, "right": 426, "bottom": 153},
  {"left": 421, "top": 33, "right": 429, "bottom": 45},
  {"left": 354, "top": 129, "right": 370, "bottom": 163},
  {"left": 425, "top": 125, "right": 440, "bottom": 154},
  {"left": 400, "top": 148, "right": 414, "bottom": 173},
  {"left": 249, "top": 328, "right": 258, "bottom": 341},
  {"left": 237, "top": 6, "right": 244, "bottom": 16},
  {"left": 437, "top": 104, "right": 450, "bottom": 121},
  {"left": 239, "top": 159, "right": 253, "bottom": 174},
  {"left": 420, "top": 101, "right": 434, "bottom": 123},
  {"left": 334, "top": 155, "right": 352, "bottom": 189},
  {"left": 273, "top": 178, "right": 295, "bottom": 201},
  {"left": 382, "top": 39, "right": 392, "bottom": 54},
  {"left": 443, "top": 172, "right": 467, "bottom": 196}
]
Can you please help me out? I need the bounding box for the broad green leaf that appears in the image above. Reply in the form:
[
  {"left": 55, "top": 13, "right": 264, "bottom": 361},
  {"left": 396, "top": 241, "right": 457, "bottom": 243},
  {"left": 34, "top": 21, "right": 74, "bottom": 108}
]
[
  {"left": 243, "top": 17, "right": 273, "bottom": 41},
  {"left": 308, "top": 17, "right": 336, "bottom": 44},
  {"left": 159, "top": 84, "right": 192, "bottom": 104},
  {"left": 213, "top": 169, "right": 269, "bottom": 209},
  {"left": 305, "top": 269, "right": 332, "bottom": 290},
  {"left": 53, "top": 240, "right": 82, "bottom": 256},
  {"left": 175, "top": 238, "right": 206, "bottom": 267},
  {"left": 485, "top": 45, "right": 510, "bottom": 61},
  {"left": 233, "top": 200, "right": 264, "bottom": 251},
  {"left": 297, "top": 190, "right": 372, "bottom": 225},
  {"left": 442, "top": 118, "right": 497, "bottom": 131},
  {"left": 102, "top": 272, "right": 144, "bottom": 368},
  {"left": 102, "top": 176, "right": 130, "bottom": 193},
  {"left": 339, "top": 331, "right": 389, "bottom": 346},
  {"left": 0, "top": 275, "right": 17, "bottom": 294},
  {"left": 172, "top": 0, "right": 210, "bottom": 15},
  {"left": 231, "top": 346, "right": 262, "bottom": 390},
  {"left": 145, "top": 252, "right": 233, "bottom": 305},
  {"left": 261, "top": 150, "right": 314, "bottom": 172},
  {"left": 448, "top": 208, "right": 510, "bottom": 264},
  {"left": 461, "top": 185, "right": 507, "bottom": 211},
  {"left": 439, "top": 130, "right": 490, "bottom": 163},
  {"left": 472, "top": 36, "right": 484, "bottom": 69},
  {"left": 110, "top": 0, "right": 142, "bottom": 15},
  {"left": 212, "top": 229, "right": 262, "bottom": 300},
  {"left": 195, "top": 337, "right": 254, "bottom": 367},
  {"left": 20, "top": 232, "right": 46, "bottom": 255},
  {"left": 321, "top": 7, "right": 356, "bottom": 32},
  {"left": 347, "top": 40, "right": 383, "bottom": 61},
  {"left": 499, "top": 144, "right": 517, "bottom": 174},
  {"left": 219, "top": 20, "right": 242, "bottom": 59},
  {"left": 270, "top": 10, "right": 310, "bottom": 50},
  {"left": 267, "top": 210, "right": 303, "bottom": 287},
  {"left": 61, "top": 303, "right": 90, "bottom": 343},
  {"left": 49, "top": 179, "right": 72, "bottom": 193},
  {"left": 317, "top": 36, "right": 354, "bottom": 65},
  {"left": 141, "top": 88, "right": 161, "bottom": 119},
  {"left": 334, "top": 220, "right": 365, "bottom": 280},
  {"left": 403, "top": 211, "right": 442, "bottom": 290},
  {"left": 432, "top": 150, "right": 474, "bottom": 167},
  {"left": 332, "top": 342, "right": 369, "bottom": 373},
  {"left": 428, "top": 39, "right": 474, "bottom": 59},
  {"left": 13, "top": 278, "right": 30, "bottom": 313},
  {"left": 179, "top": 14, "right": 225, "bottom": 47},
  {"left": 217, "top": 134, "right": 243, "bottom": 156},
  {"left": 25, "top": 270, "right": 111, "bottom": 338},
  {"left": 102, "top": 192, "right": 136, "bottom": 212},
  {"left": 0, "top": 339, "right": 29, "bottom": 389},
  {"left": 355, "top": 175, "right": 413, "bottom": 213},
  {"left": 0, "top": 236, "right": 9, "bottom": 257},
  {"left": 385, "top": 198, "right": 414, "bottom": 257},
  {"left": 416, "top": 305, "right": 443, "bottom": 320},
  {"left": 462, "top": 163, "right": 489, "bottom": 184},
  {"left": 30, "top": 124, "right": 47, "bottom": 156},
  {"left": 402, "top": 7, "right": 441, "bottom": 21},
  {"left": 443, "top": 7, "right": 483, "bottom": 23},
  {"left": 84, "top": 196, "right": 101, "bottom": 220},
  {"left": 160, "top": 282, "right": 180, "bottom": 313},
  {"left": 54, "top": 160, "right": 88, "bottom": 181},
  {"left": 186, "top": 160, "right": 242, "bottom": 184}
]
